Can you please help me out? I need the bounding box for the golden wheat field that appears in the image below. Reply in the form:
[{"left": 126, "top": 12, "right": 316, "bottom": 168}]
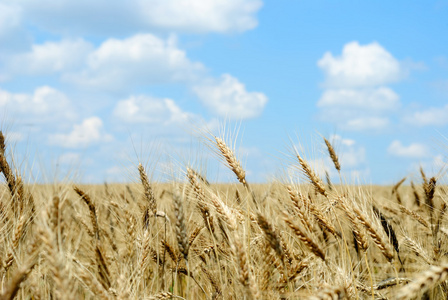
[{"left": 0, "top": 129, "right": 447, "bottom": 300}]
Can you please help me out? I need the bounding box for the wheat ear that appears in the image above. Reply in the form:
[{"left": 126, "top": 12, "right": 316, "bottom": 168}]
[
  {"left": 424, "top": 177, "right": 436, "bottom": 212},
  {"left": 296, "top": 153, "right": 327, "bottom": 197},
  {"left": 410, "top": 181, "right": 421, "bottom": 206},
  {"left": 420, "top": 166, "right": 428, "bottom": 185},
  {"left": 372, "top": 206, "right": 400, "bottom": 258},
  {"left": 0, "top": 263, "right": 36, "bottom": 300},
  {"left": 173, "top": 193, "right": 189, "bottom": 261},
  {"left": 396, "top": 264, "right": 448, "bottom": 300},
  {"left": 187, "top": 168, "right": 217, "bottom": 238},
  {"left": 353, "top": 206, "right": 394, "bottom": 262},
  {"left": 232, "top": 233, "right": 258, "bottom": 300},
  {"left": 0, "top": 133, "right": 18, "bottom": 202},
  {"left": 403, "top": 236, "right": 433, "bottom": 265},
  {"left": 0, "top": 130, "right": 5, "bottom": 153},
  {"left": 74, "top": 186, "right": 111, "bottom": 289},
  {"left": 138, "top": 163, "right": 157, "bottom": 216},
  {"left": 309, "top": 285, "right": 347, "bottom": 300},
  {"left": 74, "top": 186, "right": 100, "bottom": 240},
  {"left": 282, "top": 210, "right": 325, "bottom": 261},
  {"left": 399, "top": 204, "right": 429, "bottom": 228},
  {"left": 323, "top": 137, "right": 341, "bottom": 172},
  {"left": 336, "top": 198, "right": 368, "bottom": 252},
  {"left": 214, "top": 137, "right": 258, "bottom": 208},
  {"left": 257, "top": 213, "right": 284, "bottom": 262},
  {"left": 3, "top": 215, "right": 26, "bottom": 271},
  {"left": 392, "top": 177, "right": 406, "bottom": 195},
  {"left": 286, "top": 186, "right": 314, "bottom": 232}
]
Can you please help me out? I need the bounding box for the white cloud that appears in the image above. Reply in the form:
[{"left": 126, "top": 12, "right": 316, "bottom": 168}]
[
  {"left": 64, "top": 34, "right": 204, "bottom": 90},
  {"left": 405, "top": 104, "right": 448, "bottom": 126},
  {"left": 113, "top": 95, "right": 193, "bottom": 124},
  {"left": 17, "top": 0, "right": 261, "bottom": 35},
  {"left": 8, "top": 39, "right": 93, "bottom": 75},
  {"left": 0, "top": 3, "right": 22, "bottom": 37},
  {"left": 318, "top": 41, "right": 404, "bottom": 88},
  {"left": 193, "top": 74, "right": 268, "bottom": 119},
  {"left": 0, "top": 86, "right": 75, "bottom": 123},
  {"left": 388, "top": 140, "right": 429, "bottom": 158},
  {"left": 316, "top": 42, "right": 405, "bottom": 131},
  {"left": 49, "top": 117, "right": 113, "bottom": 148},
  {"left": 138, "top": 0, "right": 262, "bottom": 33},
  {"left": 344, "top": 117, "right": 390, "bottom": 131},
  {"left": 317, "top": 87, "right": 398, "bottom": 130},
  {"left": 318, "top": 87, "right": 400, "bottom": 111}
]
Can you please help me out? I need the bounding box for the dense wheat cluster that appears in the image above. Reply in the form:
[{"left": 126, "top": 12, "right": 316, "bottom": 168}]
[{"left": 0, "top": 130, "right": 447, "bottom": 299}]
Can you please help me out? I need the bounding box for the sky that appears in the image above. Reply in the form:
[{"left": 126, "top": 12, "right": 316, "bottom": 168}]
[{"left": 0, "top": 0, "right": 447, "bottom": 185}]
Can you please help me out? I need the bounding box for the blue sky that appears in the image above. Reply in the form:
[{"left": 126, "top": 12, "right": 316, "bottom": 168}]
[{"left": 0, "top": 0, "right": 447, "bottom": 184}]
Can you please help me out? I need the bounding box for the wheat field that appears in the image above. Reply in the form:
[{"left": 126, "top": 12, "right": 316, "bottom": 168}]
[{"left": 0, "top": 130, "right": 447, "bottom": 300}]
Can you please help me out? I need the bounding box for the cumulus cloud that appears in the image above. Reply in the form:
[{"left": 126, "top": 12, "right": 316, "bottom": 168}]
[
  {"left": 318, "top": 87, "right": 400, "bottom": 111},
  {"left": 318, "top": 41, "right": 404, "bottom": 88},
  {"left": 388, "top": 140, "right": 429, "bottom": 158},
  {"left": 193, "top": 74, "right": 268, "bottom": 119},
  {"left": 316, "top": 41, "right": 405, "bottom": 131},
  {"left": 17, "top": 0, "right": 262, "bottom": 35},
  {"left": 344, "top": 117, "right": 390, "bottom": 131},
  {"left": 49, "top": 117, "right": 113, "bottom": 148},
  {"left": 405, "top": 104, "right": 448, "bottom": 126},
  {"left": 113, "top": 95, "right": 193, "bottom": 124},
  {"left": 317, "top": 87, "right": 398, "bottom": 130},
  {"left": 0, "top": 86, "right": 75, "bottom": 123},
  {"left": 64, "top": 34, "right": 204, "bottom": 90},
  {"left": 138, "top": 0, "right": 262, "bottom": 33},
  {"left": 8, "top": 38, "right": 93, "bottom": 75}
]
